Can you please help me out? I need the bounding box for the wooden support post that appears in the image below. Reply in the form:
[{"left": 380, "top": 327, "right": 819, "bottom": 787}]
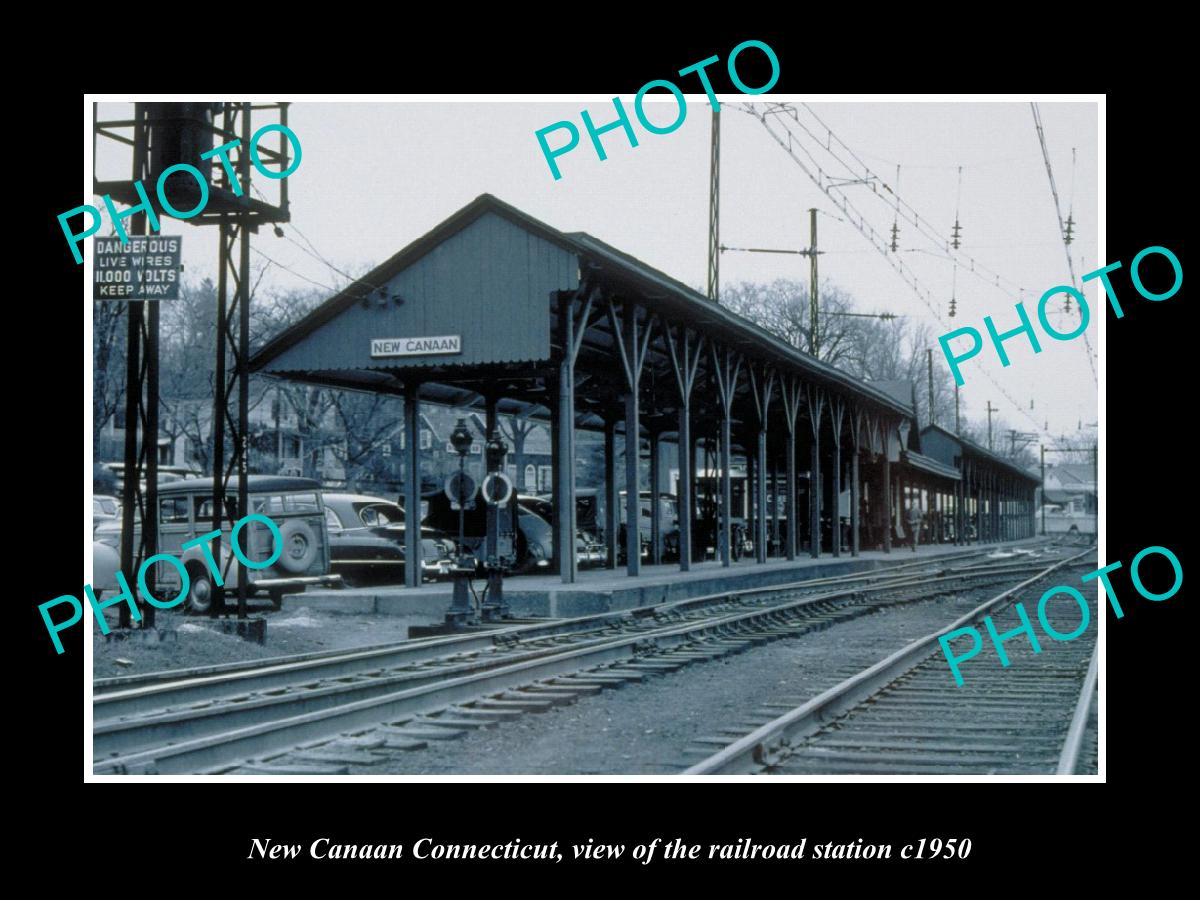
[
  {"left": 746, "top": 447, "right": 756, "bottom": 557},
  {"left": 649, "top": 430, "right": 662, "bottom": 565},
  {"left": 748, "top": 365, "right": 775, "bottom": 565},
  {"left": 677, "top": 411, "right": 693, "bottom": 571},
  {"left": 850, "top": 407, "right": 861, "bottom": 557},
  {"left": 604, "top": 418, "right": 617, "bottom": 569},
  {"left": 623, "top": 396, "right": 641, "bottom": 576},
  {"left": 403, "top": 381, "right": 423, "bottom": 589},
  {"left": 708, "top": 344, "right": 742, "bottom": 568},
  {"left": 770, "top": 454, "right": 781, "bottom": 557},
  {"left": 882, "top": 421, "right": 892, "bottom": 554},
  {"left": 781, "top": 377, "right": 803, "bottom": 561},
  {"left": 549, "top": 381, "right": 561, "bottom": 572},
  {"left": 554, "top": 287, "right": 596, "bottom": 584},
  {"left": 606, "top": 298, "right": 654, "bottom": 578},
  {"left": 554, "top": 367, "right": 577, "bottom": 582},
  {"left": 720, "top": 408, "right": 733, "bottom": 567},
  {"left": 754, "top": 430, "right": 767, "bottom": 562},
  {"left": 807, "top": 385, "right": 826, "bottom": 558},
  {"left": 829, "top": 398, "right": 845, "bottom": 558}
]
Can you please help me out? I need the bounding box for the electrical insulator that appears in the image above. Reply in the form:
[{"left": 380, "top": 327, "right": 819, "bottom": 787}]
[
  {"left": 948, "top": 296, "right": 957, "bottom": 317},
  {"left": 950, "top": 219, "right": 962, "bottom": 250},
  {"left": 1063, "top": 214, "right": 1075, "bottom": 246},
  {"left": 889, "top": 222, "right": 899, "bottom": 252}
]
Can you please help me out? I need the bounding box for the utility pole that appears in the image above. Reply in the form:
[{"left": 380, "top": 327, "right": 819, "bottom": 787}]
[
  {"left": 986, "top": 401, "right": 996, "bottom": 451},
  {"left": 809, "top": 207, "right": 819, "bottom": 357},
  {"left": 1040, "top": 444, "right": 1046, "bottom": 536},
  {"left": 926, "top": 349, "right": 935, "bottom": 427},
  {"left": 955, "top": 382, "right": 960, "bottom": 434},
  {"left": 707, "top": 109, "right": 720, "bottom": 303},
  {"left": 1092, "top": 442, "right": 1099, "bottom": 539}
]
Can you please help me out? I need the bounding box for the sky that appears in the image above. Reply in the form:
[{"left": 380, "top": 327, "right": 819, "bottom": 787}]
[{"left": 92, "top": 98, "right": 1099, "bottom": 445}]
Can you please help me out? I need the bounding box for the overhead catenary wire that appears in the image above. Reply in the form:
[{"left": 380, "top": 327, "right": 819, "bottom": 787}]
[
  {"left": 795, "top": 103, "right": 1034, "bottom": 301},
  {"left": 1030, "top": 104, "right": 1098, "bottom": 385},
  {"left": 249, "top": 245, "right": 344, "bottom": 294},
  {"left": 251, "top": 182, "right": 392, "bottom": 300},
  {"left": 734, "top": 102, "right": 1058, "bottom": 442}
]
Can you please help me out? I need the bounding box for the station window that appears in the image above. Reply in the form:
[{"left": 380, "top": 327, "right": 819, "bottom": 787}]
[
  {"left": 537, "top": 465, "right": 552, "bottom": 492},
  {"left": 420, "top": 430, "right": 433, "bottom": 450},
  {"left": 525, "top": 464, "right": 537, "bottom": 489}
]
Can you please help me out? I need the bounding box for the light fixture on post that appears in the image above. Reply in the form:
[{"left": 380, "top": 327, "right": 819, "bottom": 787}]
[
  {"left": 445, "top": 418, "right": 477, "bottom": 627},
  {"left": 480, "top": 432, "right": 513, "bottom": 621}
]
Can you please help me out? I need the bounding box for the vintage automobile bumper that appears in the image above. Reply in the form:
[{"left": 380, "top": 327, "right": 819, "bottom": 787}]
[
  {"left": 253, "top": 574, "right": 344, "bottom": 593},
  {"left": 421, "top": 559, "right": 453, "bottom": 579}
]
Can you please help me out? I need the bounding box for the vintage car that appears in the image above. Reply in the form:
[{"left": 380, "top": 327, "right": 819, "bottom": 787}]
[
  {"left": 322, "top": 493, "right": 456, "bottom": 586},
  {"left": 92, "top": 495, "right": 120, "bottom": 534},
  {"left": 92, "top": 475, "right": 342, "bottom": 612},
  {"left": 516, "top": 494, "right": 604, "bottom": 567},
  {"left": 423, "top": 493, "right": 554, "bottom": 574}
]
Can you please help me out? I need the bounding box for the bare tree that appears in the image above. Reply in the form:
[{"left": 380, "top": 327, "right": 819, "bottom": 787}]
[
  {"left": 721, "top": 277, "right": 971, "bottom": 441},
  {"left": 720, "top": 278, "right": 859, "bottom": 366},
  {"left": 93, "top": 300, "right": 127, "bottom": 451}
]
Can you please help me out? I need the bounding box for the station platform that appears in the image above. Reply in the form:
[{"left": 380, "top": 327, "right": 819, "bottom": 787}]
[{"left": 282, "top": 538, "right": 1044, "bottom": 623}]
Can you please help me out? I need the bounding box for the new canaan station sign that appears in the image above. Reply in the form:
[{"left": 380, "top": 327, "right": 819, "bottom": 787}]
[{"left": 370, "top": 335, "right": 462, "bottom": 358}]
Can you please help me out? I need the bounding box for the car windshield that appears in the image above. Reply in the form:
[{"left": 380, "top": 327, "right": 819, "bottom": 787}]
[{"left": 355, "top": 502, "right": 405, "bottom": 527}]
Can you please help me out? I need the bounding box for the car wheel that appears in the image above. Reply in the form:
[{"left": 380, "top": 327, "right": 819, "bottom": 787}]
[{"left": 186, "top": 567, "right": 216, "bottom": 614}]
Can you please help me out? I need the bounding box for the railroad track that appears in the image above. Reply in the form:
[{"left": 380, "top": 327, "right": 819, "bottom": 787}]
[
  {"left": 93, "top": 541, "right": 1076, "bottom": 775},
  {"left": 683, "top": 547, "right": 1099, "bottom": 776},
  {"left": 95, "top": 542, "right": 1059, "bottom": 702}
]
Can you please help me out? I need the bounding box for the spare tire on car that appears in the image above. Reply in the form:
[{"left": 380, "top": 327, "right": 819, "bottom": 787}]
[{"left": 278, "top": 519, "right": 319, "bottom": 573}]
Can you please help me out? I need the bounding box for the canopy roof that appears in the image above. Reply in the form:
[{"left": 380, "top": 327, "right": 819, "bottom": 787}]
[{"left": 251, "top": 194, "right": 918, "bottom": 433}]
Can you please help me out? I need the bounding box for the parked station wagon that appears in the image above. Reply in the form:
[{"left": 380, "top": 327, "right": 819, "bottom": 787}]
[{"left": 92, "top": 475, "right": 342, "bottom": 613}]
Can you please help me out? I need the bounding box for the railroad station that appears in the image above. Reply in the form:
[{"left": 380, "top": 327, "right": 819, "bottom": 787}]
[
  {"left": 88, "top": 100, "right": 1098, "bottom": 778},
  {"left": 249, "top": 193, "right": 1043, "bottom": 618}
]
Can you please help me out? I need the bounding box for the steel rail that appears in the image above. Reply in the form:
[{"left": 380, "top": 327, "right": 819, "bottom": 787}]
[
  {"left": 94, "top": 567, "right": 1000, "bottom": 755},
  {"left": 683, "top": 547, "right": 1096, "bottom": 775},
  {"left": 94, "top": 544, "right": 1045, "bottom": 716},
  {"left": 96, "top": 543, "right": 1009, "bottom": 694},
  {"left": 98, "top": 555, "right": 1062, "bottom": 731},
  {"left": 93, "top": 558, "right": 1058, "bottom": 775},
  {"left": 1055, "top": 644, "right": 1099, "bottom": 775}
]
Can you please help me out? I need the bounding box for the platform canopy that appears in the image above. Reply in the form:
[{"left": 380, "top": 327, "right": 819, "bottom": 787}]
[
  {"left": 920, "top": 424, "right": 1041, "bottom": 486},
  {"left": 251, "top": 194, "right": 983, "bottom": 582},
  {"left": 250, "top": 193, "right": 917, "bottom": 434}
]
